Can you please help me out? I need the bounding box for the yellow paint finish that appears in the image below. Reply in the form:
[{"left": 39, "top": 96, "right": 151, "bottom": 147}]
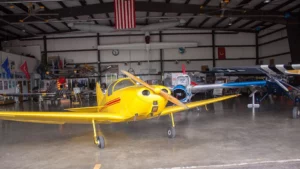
[{"left": 0, "top": 77, "right": 239, "bottom": 125}]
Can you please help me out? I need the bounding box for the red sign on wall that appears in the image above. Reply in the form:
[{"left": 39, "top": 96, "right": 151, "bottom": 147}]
[{"left": 218, "top": 47, "right": 226, "bottom": 60}]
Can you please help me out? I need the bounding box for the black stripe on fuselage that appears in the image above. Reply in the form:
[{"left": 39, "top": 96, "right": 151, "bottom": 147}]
[
  {"left": 284, "top": 65, "right": 294, "bottom": 70},
  {"left": 268, "top": 65, "right": 283, "bottom": 74}
]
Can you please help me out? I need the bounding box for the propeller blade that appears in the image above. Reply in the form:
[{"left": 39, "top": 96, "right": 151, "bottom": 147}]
[{"left": 121, "top": 70, "right": 188, "bottom": 109}]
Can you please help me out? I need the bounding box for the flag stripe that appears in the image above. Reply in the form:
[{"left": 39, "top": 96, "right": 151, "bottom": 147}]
[{"left": 114, "top": 0, "right": 135, "bottom": 29}]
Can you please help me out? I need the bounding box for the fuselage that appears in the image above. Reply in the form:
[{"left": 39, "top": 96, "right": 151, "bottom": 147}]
[{"left": 101, "top": 78, "right": 170, "bottom": 121}]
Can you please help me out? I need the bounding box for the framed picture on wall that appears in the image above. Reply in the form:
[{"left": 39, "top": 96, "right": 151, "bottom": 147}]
[
  {"left": 8, "top": 81, "right": 11, "bottom": 88},
  {"left": 0, "top": 81, "right": 3, "bottom": 90},
  {"left": 4, "top": 81, "right": 8, "bottom": 90}
]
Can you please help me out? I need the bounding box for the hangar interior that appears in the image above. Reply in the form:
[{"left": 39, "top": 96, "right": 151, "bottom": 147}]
[{"left": 0, "top": 0, "right": 300, "bottom": 169}]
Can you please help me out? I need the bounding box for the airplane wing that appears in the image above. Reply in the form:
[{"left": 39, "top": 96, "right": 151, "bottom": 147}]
[
  {"left": 0, "top": 111, "right": 128, "bottom": 124},
  {"left": 160, "top": 94, "right": 239, "bottom": 116},
  {"left": 0, "top": 93, "right": 56, "bottom": 97},
  {"left": 65, "top": 106, "right": 100, "bottom": 112},
  {"left": 191, "top": 81, "right": 266, "bottom": 93},
  {"left": 211, "top": 64, "right": 300, "bottom": 76}
]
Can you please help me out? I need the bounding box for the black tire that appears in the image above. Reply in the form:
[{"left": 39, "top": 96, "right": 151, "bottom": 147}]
[
  {"left": 96, "top": 136, "right": 105, "bottom": 149},
  {"left": 292, "top": 107, "right": 299, "bottom": 119},
  {"left": 167, "top": 127, "right": 176, "bottom": 138}
]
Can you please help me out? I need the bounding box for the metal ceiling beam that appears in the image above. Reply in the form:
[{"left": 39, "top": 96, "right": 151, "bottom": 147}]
[
  {"left": 0, "top": 27, "right": 20, "bottom": 37},
  {"left": 198, "top": 18, "right": 210, "bottom": 28},
  {"left": 225, "top": 1, "right": 269, "bottom": 28},
  {"left": 57, "top": 1, "right": 78, "bottom": 20},
  {"left": 186, "top": 0, "right": 210, "bottom": 27},
  {"left": 161, "top": 0, "right": 171, "bottom": 17},
  {"left": 145, "top": 0, "right": 152, "bottom": 25},
  {"left": 0, "top": 2, "right": 298, "bottom": 27},
  {"left": 237, "top": 0, "right": 296, "bottom": 29},
  {"left": 99, "top": 0, "right": 113, "bottom": 26},
  {"left": 183, "top": 26, "right": 255, "bottom": 33},
  {"left": 80, "top": 0, "right": 98, "bottom": 25},
  {"left": 177, "top": 0, "right": 190, "bottom": 16},
  {"left": 212, "top": 0, "right": 253, "bottom": 28},
  {"left": 0, "top": 32, "right": 15, "bottom": 40},
  {"left": 36, "top": 2, "right": 71, "bottom": 30}
]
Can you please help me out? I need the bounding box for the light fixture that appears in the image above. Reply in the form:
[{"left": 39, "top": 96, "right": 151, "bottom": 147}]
[
  {"left": 22, "top": 29, "right": 26, "bottom": 33},
  {"left": 264, "top": 0, "right": 271, "bottom": 3},
  {"left": 228, "top": 18, "right": 232, "bottom": 26}
]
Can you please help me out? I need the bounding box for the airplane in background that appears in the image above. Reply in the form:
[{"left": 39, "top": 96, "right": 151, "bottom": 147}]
[
  {"left": 211, "top": 64, "right": 300, "bottom": 119},
  {"left": 0, "top": 70, "right": 239, "bottom": 149},
  {"left": 168, "top": 65, "right": 266, "bottom": 103}
]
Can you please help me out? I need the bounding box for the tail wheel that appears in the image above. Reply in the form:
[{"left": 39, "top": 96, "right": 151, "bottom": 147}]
[
  {"left": 96, "top": 136, "right": 105, "bottom": 149},
  {"left": 292, "top": 107, "right": 299, "bottom": 119}
]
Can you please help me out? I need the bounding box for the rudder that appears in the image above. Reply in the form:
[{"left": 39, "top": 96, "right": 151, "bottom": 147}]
[{"left": 96, "top": 82, "right": 104, "bottom": 106}]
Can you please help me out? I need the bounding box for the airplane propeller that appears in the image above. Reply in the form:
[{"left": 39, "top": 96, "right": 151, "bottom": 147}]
[{"left": 121, "top": 70, "right": 188, "bottom": 109}]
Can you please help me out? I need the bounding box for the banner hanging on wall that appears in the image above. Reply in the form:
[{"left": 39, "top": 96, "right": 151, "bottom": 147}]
[
  {"left": 20, "top": 61, "right": 30, "bottom": 80},
  {"left": 218, "top": 47, "right": 226, "bottom": 60},
  {"left": 1, "top": 58, "right": 11, "bottom": 78}
]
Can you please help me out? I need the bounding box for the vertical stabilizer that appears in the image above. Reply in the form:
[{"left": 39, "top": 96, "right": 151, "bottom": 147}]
[{"left": 96, "top": 82, "right": 104, "bottom": 106}]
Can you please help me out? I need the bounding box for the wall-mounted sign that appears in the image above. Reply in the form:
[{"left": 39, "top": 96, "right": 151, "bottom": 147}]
[
  {"left": 112, "top": 49, "right": 119, "bottom": 56},
  {"left": 178, "top": 47, "right": 185, "bottom": 54}
]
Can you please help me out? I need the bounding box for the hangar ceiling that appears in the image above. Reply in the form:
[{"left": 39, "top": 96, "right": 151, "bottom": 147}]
[{"left": 0, "top": 0, "right": 299, "bottom": 40}]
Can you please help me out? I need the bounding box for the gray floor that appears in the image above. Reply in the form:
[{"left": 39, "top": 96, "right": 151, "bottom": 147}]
[{"left": 1, "top": 97, "right": 300, "bottom": 169}]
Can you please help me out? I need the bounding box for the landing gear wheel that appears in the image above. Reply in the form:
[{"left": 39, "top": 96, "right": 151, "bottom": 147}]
[
  {"left": 167, "top": 127, "right": 176, "bottom": 138},
  {"left": 292, "top": 107, "right": 299, "bottom": 119},
  {"left": 96, "top": 136, "right": 105, "bottom": 149}
]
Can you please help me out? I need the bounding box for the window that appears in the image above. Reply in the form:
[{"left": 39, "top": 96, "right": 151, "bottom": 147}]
[
  {"left": 114, "top": 79, "right": 135, "bottom": 92},
  {"left": 107, "top": 81, "right": 117, "bottom": 96}
]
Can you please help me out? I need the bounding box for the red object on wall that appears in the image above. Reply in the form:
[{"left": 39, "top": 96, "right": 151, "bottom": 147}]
[
  {"left": 58, "top": 77, "right": 66, "bottom": 84},
  {"left": 20, "top": 61, "right": 30, "bottom": 80},
  {"left": 218, "top": 47, "right": 226, "bottom": 60}
]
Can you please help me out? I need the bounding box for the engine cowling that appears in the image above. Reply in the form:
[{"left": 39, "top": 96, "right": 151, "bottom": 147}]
[{"left": 172, "top": 85, "right": 189, "bottom": 103}]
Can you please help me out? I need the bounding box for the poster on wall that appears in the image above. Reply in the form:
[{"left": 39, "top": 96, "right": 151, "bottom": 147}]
[
  {"left": 218, "top": 47, "right": 226, "bottom": 60},
  {"left": 4, "top": 81, "right": 8, "bottom": 90},
  {"left": 0, "top": 81, "right": 3, "bottom": 90},
  {"left": 8, "top": 81, "right": 11, "bottom": 88}
]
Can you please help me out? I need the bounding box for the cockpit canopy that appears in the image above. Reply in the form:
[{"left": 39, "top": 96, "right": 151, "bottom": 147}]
[{"left": 107, "top": 79, "right": 135, "bottom": 96}]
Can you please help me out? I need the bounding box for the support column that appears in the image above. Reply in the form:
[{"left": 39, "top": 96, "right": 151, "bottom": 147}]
[
  {"left": 212, "top": 30, "right": 216, "bottom": 67},
  {"left": 43, "top": 36, "right": 47, "bottom": 65},
  {"left": 287, "top": 14, "right": 300, "bottom": 63},
  {"left": 255, "top": 32, "right": 259, "bottom": 65},
  {"left": 97, "top": 33, "right": 101, "bottom": 82},
  {"left": 159, "top": 32, "right": 164, "bottom": 83}
]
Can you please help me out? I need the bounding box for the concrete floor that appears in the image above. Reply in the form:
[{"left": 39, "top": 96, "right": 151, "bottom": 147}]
[{"left": 1, "top": 97, "right": 300, "bottom": 169}]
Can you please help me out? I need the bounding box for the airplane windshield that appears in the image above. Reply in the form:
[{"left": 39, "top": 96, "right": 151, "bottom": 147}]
[
  {"left": 113, "top": 79, "right": 135, "bottom": 92},
  {"left": 176, "top": 76, "right": 190, "bottom": 87}
]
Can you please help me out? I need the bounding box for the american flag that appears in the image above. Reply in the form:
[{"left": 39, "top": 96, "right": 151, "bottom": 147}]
[{"left": 114, "top": 0, "right": 136, "bottom": 29}]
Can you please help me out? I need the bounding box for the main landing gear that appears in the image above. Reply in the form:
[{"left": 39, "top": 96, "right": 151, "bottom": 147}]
[
  {"left": 167, "top": 113, "right": 176, "bottom": 138},
  {"left": 92, "top": 120, "right": 105, "bottom": 149}
]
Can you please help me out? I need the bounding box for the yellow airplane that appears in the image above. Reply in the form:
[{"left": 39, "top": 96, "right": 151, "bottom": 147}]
[{"left": 0, "top": 70, "right": 239, "bottom": 149}]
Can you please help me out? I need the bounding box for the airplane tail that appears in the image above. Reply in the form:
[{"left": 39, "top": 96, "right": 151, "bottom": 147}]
[{"left": 96, "top": 82, "right": 104, "bottom": 106}]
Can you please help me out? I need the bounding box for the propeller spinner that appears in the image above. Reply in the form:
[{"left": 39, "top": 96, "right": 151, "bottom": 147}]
[{"left": 121, "top": 70, "right": 188, "bottom": 109}]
